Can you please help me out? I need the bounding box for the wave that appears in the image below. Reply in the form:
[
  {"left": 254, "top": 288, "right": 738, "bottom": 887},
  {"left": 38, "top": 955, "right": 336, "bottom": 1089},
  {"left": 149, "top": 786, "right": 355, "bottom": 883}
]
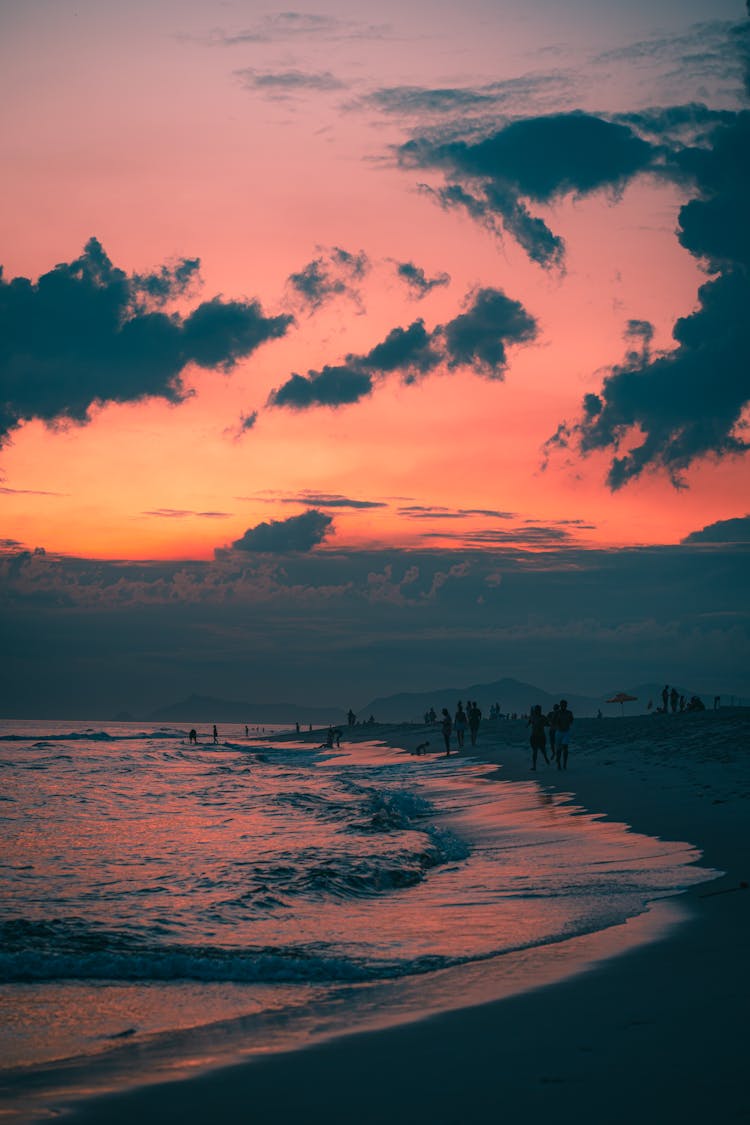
[
  {"left": 0, "top": 729, "right": 188, "bottom": 743},
  {"left": 0, "top": 918, "right": 454, "bottom": 985}
]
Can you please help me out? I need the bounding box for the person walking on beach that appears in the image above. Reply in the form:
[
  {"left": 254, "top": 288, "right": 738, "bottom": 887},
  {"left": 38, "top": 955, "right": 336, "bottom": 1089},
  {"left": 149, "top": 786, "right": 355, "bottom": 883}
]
[
  {"left": 212, "top": 724, "right": 218, "bottom": 744},
  {"left": 661, "top": 684, "right": 669, "bottom": 713},
  {"left": 454, "top": 702, "right": 467, "bottom": 749},
  {"left": 528, "top": 705, "right": 549, "bottom": 770},
  {"left": 555, "top": 701, "right": 573, "bottom": 769},
  {"left": 441, "top": 708, "right": 453, "bottom": 755},
  {"left": 670, "top": 686, "right": 679, "bottom": 714},
  {"left": 188, "top": 728, "right": 197, "bottom": 744},
  {"left": 547, "top": 702, "right": 560, "bottom": 759},
  {"left": 468, "top": 701, "right": 482, "bottom": 746}
]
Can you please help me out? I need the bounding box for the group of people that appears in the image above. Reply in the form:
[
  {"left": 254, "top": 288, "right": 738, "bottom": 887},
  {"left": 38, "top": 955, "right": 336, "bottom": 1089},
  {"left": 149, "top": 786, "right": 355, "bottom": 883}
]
[
  {"left": 527, "top": 700, "right": 574, "bottom": 771},
  {"left": 438, "top": 700, "right": 483, "bottom": 755},
  {"left": 652, "top": 685, "right": 707, "bottom": 714}
]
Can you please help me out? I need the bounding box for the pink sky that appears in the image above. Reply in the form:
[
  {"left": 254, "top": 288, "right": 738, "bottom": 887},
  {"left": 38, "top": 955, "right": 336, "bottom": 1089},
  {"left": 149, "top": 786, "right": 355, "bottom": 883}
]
[{"left": 1, "top": 0, "right": 748, "bottom": 560}]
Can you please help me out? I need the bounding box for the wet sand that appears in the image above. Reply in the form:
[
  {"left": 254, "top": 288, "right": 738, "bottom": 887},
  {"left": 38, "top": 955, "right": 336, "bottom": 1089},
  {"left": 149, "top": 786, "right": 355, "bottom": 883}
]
[{"left": 63, "top": 709, "right": 750, "bottom": 1124}]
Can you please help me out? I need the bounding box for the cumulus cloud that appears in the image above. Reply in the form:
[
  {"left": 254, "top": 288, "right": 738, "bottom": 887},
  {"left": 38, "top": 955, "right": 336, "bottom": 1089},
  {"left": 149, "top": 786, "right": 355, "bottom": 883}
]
[
  {"left": 393, "top": 260, "right": 451, "bottom": 299},
  {"left": 286, "top": 247, "right": 370, "bottom": 311},
  {"left": 231, "top": 509, "right": 334, "bottom": 553},
  {"left": 0, "top": 238, "right": 293, "bottom": 446},
  {"left": 682, "top": 515, "right": 750, "bottom": 543},
  {"left": 548, "top": 105, "right": 750, "bottom": 487},
  {"left": 269, "top": 287, "right": 537, "bottom": 409},
  {"left": 400, "top": 112, "right": 656, "bottom": 268}
]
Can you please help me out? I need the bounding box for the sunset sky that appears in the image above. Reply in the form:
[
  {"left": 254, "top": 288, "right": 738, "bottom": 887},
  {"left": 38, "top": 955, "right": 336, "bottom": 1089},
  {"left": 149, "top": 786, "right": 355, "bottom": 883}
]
[{"left": 1, "top": 0, "right": 748, "bottom": 716}]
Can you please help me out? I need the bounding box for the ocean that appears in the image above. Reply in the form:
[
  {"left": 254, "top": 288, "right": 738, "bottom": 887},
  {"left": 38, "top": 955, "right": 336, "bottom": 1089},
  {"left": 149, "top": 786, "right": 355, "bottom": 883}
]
[{"left": 0, "top": 720, "right": 714, "bottom": 1121}]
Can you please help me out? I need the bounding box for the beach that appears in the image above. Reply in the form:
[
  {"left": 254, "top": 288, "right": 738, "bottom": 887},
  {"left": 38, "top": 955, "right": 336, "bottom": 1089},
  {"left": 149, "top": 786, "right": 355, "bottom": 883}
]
[{"left": 55, "top": 708, "right": 749, "bottom": 1125}]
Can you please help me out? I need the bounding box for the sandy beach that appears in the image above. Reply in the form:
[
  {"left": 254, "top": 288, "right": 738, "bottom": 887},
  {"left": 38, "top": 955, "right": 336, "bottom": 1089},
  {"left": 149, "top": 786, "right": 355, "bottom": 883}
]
[{"left": 56, "top": 709, "right": 750, "bottom": 1124}]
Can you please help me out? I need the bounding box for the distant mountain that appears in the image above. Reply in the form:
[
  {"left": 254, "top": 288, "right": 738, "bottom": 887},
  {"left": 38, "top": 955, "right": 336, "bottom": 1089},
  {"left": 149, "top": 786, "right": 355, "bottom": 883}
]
[
  {"left": 148, "top": 693, "right": 345, "bottom": 725},
  {"left": 358, "top": 678, "right": 602, "bottom": 722},
  {"left": 357, "top": 677, "right": 745, "bottom": 722}
]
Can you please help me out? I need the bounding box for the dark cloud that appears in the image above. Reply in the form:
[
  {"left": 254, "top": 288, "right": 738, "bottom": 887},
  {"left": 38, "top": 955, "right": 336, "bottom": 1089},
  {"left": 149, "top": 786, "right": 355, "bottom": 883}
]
[
  {"left": 549, "top": 104, "right": 750, "bottom": 487},
  {"left": 239, "top": 410, "right": 258, "bottom": 432},
  {"left": 1, "top": 542, "right": 747, "bottom": 715},
  {"left": 235, "top": 68, "right": 345, "bottom": 96},
  {"left": 682, "top": 515, "right": 750, "bottom": 543},
  {"left": 199, "top": 13, "right": 390, "bottom": 46},
  {"left": 442, "top": 288, "right": 537, "bottom": 376},
  {"left": 231, "top": 509, "right": 334, "bottom": 553},
  {"left": 394, "top": 261, "right": 451, "bottom": 299},
  {"left": 400, "top": 112, "right": 656, "bottom": 268},
  {"left": 281, "top": 493, "right": 387, "bottom": 510},
  {"left": 0, "top": 238, "right": 293, "bottom": 446},
  {"left": 269, "top": 287, "right": 537, "bottom": 409},
  {"left": 268, "top": 364, "right": 374, "bottom": 409},
  {"left": 287, "top": 247, "right": 369, "bottom": 311}
]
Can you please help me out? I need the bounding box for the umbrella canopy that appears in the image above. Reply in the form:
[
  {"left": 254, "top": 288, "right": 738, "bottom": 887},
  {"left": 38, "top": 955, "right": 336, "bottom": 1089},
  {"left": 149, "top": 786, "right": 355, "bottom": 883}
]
[{"left": 606, "top": 691, "right": 638, "bottom": 714}]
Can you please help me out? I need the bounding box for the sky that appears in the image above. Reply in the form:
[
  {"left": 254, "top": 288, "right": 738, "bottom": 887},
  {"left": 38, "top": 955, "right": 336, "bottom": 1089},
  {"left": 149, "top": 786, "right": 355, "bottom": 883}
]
[{"left": 1, "top": 0, "right": 749, "bottom": 716}]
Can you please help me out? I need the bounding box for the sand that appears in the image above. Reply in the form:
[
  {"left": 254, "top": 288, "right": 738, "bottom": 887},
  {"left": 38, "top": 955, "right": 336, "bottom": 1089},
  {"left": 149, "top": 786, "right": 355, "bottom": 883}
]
[{"left": 59, "top": 709, "right": 750, "bottom": 1123}]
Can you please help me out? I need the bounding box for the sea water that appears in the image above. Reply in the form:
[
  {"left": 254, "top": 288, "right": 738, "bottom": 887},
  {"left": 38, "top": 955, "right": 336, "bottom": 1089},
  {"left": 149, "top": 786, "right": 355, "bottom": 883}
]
[{"left": 0, "top": 720, "right": 713, "bottom": 1120}]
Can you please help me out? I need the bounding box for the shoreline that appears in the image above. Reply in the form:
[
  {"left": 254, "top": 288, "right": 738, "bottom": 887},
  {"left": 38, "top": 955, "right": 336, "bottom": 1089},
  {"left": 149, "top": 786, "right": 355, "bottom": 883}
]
[{"left": 39, "top": 711, "right": 750, "bottom": 1122}]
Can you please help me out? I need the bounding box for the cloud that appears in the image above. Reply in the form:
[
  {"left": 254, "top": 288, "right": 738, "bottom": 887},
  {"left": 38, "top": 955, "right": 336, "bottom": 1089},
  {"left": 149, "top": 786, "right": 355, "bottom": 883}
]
[
  {"left": 682, "top": 515, "right": 750, "bottom": 543},
  {"left": 280, "top": 493, "right": 387, "bottom": 510},
  {"left": 239, "top": 410, "right": 258, "bottom": 432},
  {"left": 393, "top": 260, "right": 451, "bottom": 299},
  {"left": 198, "top": 13, "right": 390, "bottom": 46},
  {"left": 235, "top": 68, "right": 345, "bottom": 97},
  {"left": 286, "top": 247, "right": 370, "bottom": 311},
  {"left": 397, "top": 505, "right": 515, "bottom": 519},
  {"left": 0, "top": 485, "right": 66, "bottom": 496},
  {"left": 230, "top": 509, "right": 334, "bottom": 553},
  {"left": 0, "top": 238, "right": 293, "bottom": 446},
  {"left": 350, "top": 73, "right": 577, "bottom": 120},
  {"left": 400, "top": 112, "right": 656, "bottom": 268},
  {"left": 269, "top": 287, "right": 537, "bottom": 409},
  {"left": 547, "top": 102, "right": 750, "bottom": 487},
  {"left": 4, "top": 541, "right": 746, "bottom": 716},
  {"left": 142, "top": 509, "right": 232, "bottom": 519}
]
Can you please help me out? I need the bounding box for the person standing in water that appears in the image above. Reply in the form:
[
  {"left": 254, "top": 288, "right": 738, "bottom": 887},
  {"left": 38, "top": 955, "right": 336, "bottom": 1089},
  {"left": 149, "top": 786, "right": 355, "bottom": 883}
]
[
  {"left": 441, "top": 708, "right": 453, "bottom": 755},
  {"left": 555, "top": 701, "right": 573, "bottom": 769},
  {"left": 454, "top": 701, "right": 467, "bottom": 749},
  {"left": 528, "top": 705, "right": 549, "bottom": 770},
  {"left": 212, "top": 724, "right": 218, "bottom": 744}
]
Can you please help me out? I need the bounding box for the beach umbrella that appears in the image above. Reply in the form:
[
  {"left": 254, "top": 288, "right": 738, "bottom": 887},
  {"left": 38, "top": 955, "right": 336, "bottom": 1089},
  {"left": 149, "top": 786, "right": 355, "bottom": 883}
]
[{"left": 606, "top": 691, "right": 638, "bottom": 715}]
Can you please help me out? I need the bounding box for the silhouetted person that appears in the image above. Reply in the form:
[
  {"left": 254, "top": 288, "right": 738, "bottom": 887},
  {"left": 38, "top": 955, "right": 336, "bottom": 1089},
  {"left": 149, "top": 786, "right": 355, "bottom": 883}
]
[
  {"left": 212, "top": 724, "right": 218, "bottom": 744},
  {"left": 528, "top": 705, "right": 549, "bottom": 770},
  {"left": 679, "top": 695, "right": 685, "bottom": 712},
  {"left": 347, "top": 709, "right": 356, "bottom": 727},
  {"left": 468, "top": 701, "right": 482, "bottom": 746},
  {"left": 188, "top": 729, "right": 197, "bottom": 744},
  {"left": 441, "top": 708, "right": 452, "bottom": 755},
  {"left": 245, "top": 725, "right": 249, "bottom": 737},
  {"left": 670, "top": 687, "right": 678, "bottom": 714},
  {"left": 556, "top": 700, "right": 573, "bottom": 769},
  {"left": 296, "top": 721, "right": 300, "bottom": 733},
  {"left": 714, "top": 695, "right": 720, "bottom": 710},
  {"left": 415, "top": 740, "right": 430, "bottom": 755},
  {"left": 547, "top": 703, "right": 560, "bottom": 757},
  {"left": 661, "top": 684, "right": 669, "bottom": 713},
  {"left": 454, "top": 702, "right": 467, "bottom": 748}
]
